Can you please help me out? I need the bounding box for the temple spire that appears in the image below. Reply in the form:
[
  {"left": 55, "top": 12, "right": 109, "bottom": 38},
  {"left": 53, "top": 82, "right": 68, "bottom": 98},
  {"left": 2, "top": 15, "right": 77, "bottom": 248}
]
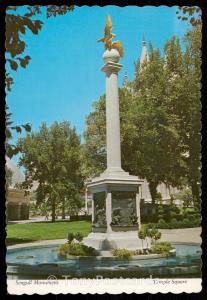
[
  {"left": 140, "top": 36, "right": 149, "bottom": 67},
  {"left": 123, "top": 72, "right": 129, "bottom": 88}
]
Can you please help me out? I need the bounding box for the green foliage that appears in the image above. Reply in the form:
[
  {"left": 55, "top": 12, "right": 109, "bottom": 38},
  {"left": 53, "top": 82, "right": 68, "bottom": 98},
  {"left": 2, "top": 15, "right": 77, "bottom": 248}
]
[
  {"left": 176, "top": 6, "right": 201, "bottom": 27},
  {"left": 177, "top": 188, "right": 194, "bottom": 208},
  {"left": 6, "top": 106, "right": 31, "bottom": 158},
  {"left": 158, "top": 205, "right": 164, "bottom": 220},
  {"left": 83, "top": 95, "right": 106, "bottom": 178},
  {"left": 59, "top": 242, "right": 97, "bottom": 257},
  {"left": 154, "top": 231, "right": 162, "bottom": 243},
  {"left": 138, "top": 230, "right": 146, "bottom": 240},
  {"left": 138, "top": 229, "right": 147, "bottom": 249},
  {"left": 157, "top": 219, "right": 166, "bottom": 227},
  {"left": 67, "top": 233, "right": 74, "bottom": 243},
  {"left": 155, "top": 192, "right": 162, "bottom": 204},
  {"left": 17, "top": 121, "right": 84, "bottom": 222},
  {"left": 5, "top": 166, "right": 13, "bottom": 190},
  {"left": 112, "top": 248, "right": 133, "bottom": 259},
  {"left": 156, "top": 216, "right": 200, "bottom": 229},
  {"left": 67, "top": 232, "right": 84, "bottom": 243},
  {"left": 151, "top": 242, "right": 173, "bottom": 254},
  {"left": 143, "top": 226, "right": 162, "bottom": 245},
  {"left": 74, "top": 232, "right": 84, "bottom": 242}
]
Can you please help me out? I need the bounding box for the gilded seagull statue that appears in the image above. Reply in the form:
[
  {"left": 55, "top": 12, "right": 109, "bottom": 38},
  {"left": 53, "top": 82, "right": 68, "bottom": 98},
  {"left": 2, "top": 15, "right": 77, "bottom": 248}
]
[{"left": 98, "top": 15, "right": 124, "bottom": 57}]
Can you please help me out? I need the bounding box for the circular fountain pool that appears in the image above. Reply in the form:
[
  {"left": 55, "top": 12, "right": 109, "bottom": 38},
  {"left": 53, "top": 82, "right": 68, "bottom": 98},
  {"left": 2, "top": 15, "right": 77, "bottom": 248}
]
[{"left": 7, "top": 243, "right": 201, "bottom": 279}]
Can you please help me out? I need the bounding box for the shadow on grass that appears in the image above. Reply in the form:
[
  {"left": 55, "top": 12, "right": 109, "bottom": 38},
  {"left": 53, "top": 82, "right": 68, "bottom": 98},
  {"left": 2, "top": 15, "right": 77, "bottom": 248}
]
[
  {"left": 7, "top": 219, "right": 84, "bottom": 225},
  {"left": 6, "top": 238, "right": 36, "bottom": 246}
]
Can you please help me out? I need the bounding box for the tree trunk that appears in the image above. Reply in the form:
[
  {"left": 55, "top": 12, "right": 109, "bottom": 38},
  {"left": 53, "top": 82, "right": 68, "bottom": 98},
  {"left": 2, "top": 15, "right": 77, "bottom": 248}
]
[
  {"left": 51, "top": 197, "right": 56, "bottom": 223},
  {"left": 149, "top": 181, "right": 158, "bottom": 205},
  {"left": 62, "top": 197, "right": 65, "bottom": 220},
  {"left": 191, "top": 181, "right": 200, "bottom": 209}
]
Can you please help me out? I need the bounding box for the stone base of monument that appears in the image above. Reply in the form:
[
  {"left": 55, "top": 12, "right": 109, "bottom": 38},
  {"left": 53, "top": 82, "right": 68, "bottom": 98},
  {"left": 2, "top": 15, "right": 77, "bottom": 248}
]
[{"left": 83, "top": 231, "right": 149, "bottom": 251}]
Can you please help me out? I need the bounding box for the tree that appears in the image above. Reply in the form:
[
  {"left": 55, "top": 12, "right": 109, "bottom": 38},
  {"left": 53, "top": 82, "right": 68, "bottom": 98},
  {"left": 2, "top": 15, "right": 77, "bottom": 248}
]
[
  {"left": 138, "top": 229, "right": 146, "bottom": 250},
  {"left": 5, "top": 106, "right": 31, "bottom": 158},
  {"left": 177, "top": 188, "right": 194, "bottom": 209},
  {"left": 5, "top": 166, "right": 13, "bottom": 191},
  {"left": 84, "top": 95, "right": 106, "bottom": 178},
  {"left": 129, "top": 40, "right": 188, "bottom": 203},
  {"left": 175, "top": 5, "right": 201, "bottom": 208},
  {"left": 154, "top": 231, "right": 162, "bottom": 244},
  {"left": 148, "top": 227, "right": 159, "bottom": 245},
  {"left": 163, "top": 28, "right": 201, "bottom": 207},
  {"left": 17, "top": 121, "right": 83, "bottom": 222},
  {"left": 176, "top": 6, "right": 201, "bottom": 27}
]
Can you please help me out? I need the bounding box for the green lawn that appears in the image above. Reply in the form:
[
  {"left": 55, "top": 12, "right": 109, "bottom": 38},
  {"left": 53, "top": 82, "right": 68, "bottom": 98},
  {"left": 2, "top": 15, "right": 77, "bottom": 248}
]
[{"left": 6, "top": 221, "right": 91, "bottom": 246}]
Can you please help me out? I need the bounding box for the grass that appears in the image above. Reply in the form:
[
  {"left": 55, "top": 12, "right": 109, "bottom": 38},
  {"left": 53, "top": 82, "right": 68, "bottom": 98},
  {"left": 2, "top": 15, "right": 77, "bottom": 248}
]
[{"left": 6, "top": 221, "right": 91, "bottom": 246}]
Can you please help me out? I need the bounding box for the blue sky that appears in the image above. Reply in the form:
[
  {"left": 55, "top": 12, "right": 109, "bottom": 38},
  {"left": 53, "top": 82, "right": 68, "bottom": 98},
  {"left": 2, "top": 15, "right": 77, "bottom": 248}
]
[{"left": 7, "top": 6, "right": 190, "bottom": 164}]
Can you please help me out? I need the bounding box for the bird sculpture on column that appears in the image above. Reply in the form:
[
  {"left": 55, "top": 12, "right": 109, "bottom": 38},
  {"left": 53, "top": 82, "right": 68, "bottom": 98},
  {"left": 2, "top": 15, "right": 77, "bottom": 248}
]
[{"left": 98, "top": 15, "right": 124, "bottom": 57}]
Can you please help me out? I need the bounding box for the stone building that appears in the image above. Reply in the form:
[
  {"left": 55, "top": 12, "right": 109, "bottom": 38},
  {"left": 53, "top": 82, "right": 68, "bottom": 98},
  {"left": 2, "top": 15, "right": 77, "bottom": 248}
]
[{"left": 6, "top": 158, "right": 30, "bottom": 221}]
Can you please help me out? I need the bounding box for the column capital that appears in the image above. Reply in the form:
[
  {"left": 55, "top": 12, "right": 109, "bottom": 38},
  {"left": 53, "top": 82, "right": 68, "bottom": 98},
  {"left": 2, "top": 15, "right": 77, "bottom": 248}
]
[{"left": 101, "top": 62, "right": 123, "bottom": 74}]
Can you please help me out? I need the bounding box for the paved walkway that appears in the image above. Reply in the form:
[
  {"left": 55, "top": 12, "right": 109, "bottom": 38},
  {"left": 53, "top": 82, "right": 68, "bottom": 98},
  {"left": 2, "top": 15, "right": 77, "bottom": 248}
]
[
  {"left": 7, "top": 227, "right": 201, "bottom": 250},
  {"left": 160, "top": 227, "right": 201, "bottom": 244},
  {"left": 8, "top": 216, "right": 71, "bottom": 224}
]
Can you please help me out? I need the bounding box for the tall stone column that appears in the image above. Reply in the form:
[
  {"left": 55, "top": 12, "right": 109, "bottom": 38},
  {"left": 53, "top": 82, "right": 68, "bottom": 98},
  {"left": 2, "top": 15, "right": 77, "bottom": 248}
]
[
  {"left": 84, "top": 16, "right": 143, "bottom": 250},
  {"left": 102, "top": 50, "right": 123, "bottom": 174}
]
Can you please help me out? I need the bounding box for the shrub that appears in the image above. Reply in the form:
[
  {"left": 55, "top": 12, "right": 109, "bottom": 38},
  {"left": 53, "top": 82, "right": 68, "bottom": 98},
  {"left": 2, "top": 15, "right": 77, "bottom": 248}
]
[
  {"left": 67, "top": 233, "right": 74, "bottom": 243},
  {"left": 175, "top": 213, "right": 183, "bottom": 221},
  {"left": 158, "top": 218, "right": 167, "bottom": 228},
  {"left": 59, "top": 243, "right": 70, "bottom": 256},
  {"left": 155, "top": 193, "right": 163, "bottom": 204},
  {"left": 171, "top": 218, "right": 180, "bottom": 228},
  {"left": 192, "top": 217, "right": 200, "bottom": 227},
  {"left": 158, "top": 205, "right": 164, "bottom": 220},
  {"left": 170, "top": 212, "right": 177, "bottom": 220},
  {"left": 154, "top": 231, "right": 162, "bottom": 243},
  {"left": 70, "top": 215, "right": 91, "bottom": 221},
  {"left": 58, "top": 242, "right": 97, "bottom": 257},
  {"left": 181, "top": 218, "right": 193, "bottom": 228},
  {"left": 151, "top": 242, "right": 173, "bottom": 254},
  {"left": 74, "top": 232, "right": 83, "bottom": 242},
  {"left": 112, "top": 248, "right": 133, "bottom": 259}
]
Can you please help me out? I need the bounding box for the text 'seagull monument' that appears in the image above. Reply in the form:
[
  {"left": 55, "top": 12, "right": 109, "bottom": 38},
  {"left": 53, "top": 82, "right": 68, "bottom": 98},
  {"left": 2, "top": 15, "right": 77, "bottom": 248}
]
[{"left": 84, "top": 16, "right": 143, "bottom": 250}]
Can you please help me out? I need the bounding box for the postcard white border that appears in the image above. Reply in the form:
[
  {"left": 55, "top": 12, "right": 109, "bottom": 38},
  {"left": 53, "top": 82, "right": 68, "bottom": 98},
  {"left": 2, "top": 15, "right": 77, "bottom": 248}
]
[{"left": 7, "top": 278, "right": 202, "bottom": 294}]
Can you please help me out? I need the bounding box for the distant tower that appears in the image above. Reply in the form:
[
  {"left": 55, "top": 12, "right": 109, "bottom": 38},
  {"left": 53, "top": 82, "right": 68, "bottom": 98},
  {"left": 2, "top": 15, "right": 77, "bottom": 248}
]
[
  {"left": 134, "top": 37, "right": 149, "bottom": 79},
  {"left": 123, "top": 72, "right": 129, "bottom": 88},
  {"left": 140, "top": 36, "right": 149, "bottom": 68}
]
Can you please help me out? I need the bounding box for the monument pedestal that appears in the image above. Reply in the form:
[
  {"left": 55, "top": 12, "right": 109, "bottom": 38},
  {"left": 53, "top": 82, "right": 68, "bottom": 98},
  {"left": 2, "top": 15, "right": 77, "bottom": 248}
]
[
  {"left": 83, "top": 169, "right": 143, "bottom": 250},
  {"left": 83, "top": 231, "right": 144, "bottom": 251}
]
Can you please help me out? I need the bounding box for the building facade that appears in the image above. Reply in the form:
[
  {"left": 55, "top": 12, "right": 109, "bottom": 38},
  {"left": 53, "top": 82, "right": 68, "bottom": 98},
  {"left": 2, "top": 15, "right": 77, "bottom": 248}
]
[{"left": 6, "top": 157, "right": 30, "bottom": 221}]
